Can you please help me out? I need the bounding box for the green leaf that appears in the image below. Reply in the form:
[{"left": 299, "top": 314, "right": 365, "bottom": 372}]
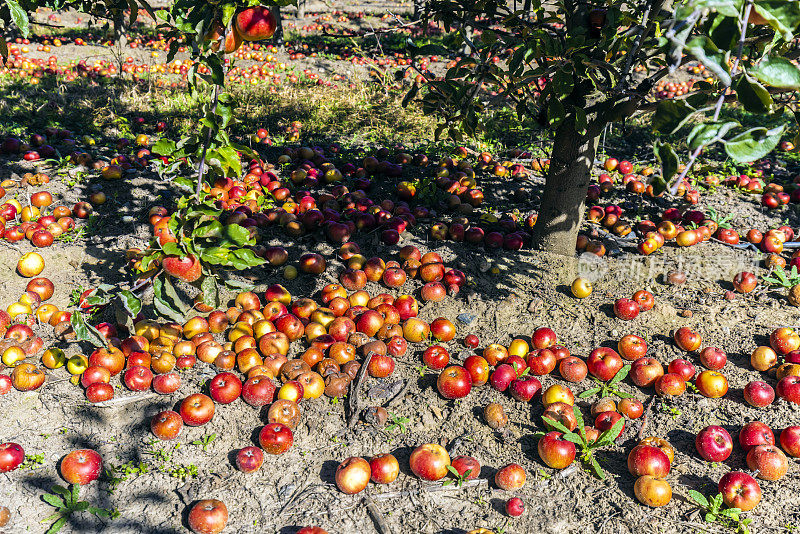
[
  {"left": 73, "top": 501, "right": 90, "bottom": 512},
  {"left": 222, "top": 277, "right": 255, "bottom": 291},
  {"left": 222, "top": 3, "right": 237, "bottom": 26},
  {"left": 589, "top": 456, "right": 605, "bottom": 480},
  {"left": 45, "top": 516, "right": 68, "bottom": 534},
  {"left": 70, "top": 313, "right": 108, "bottom": 348},
  {"left": 561, "top": 433, "right": 584, "bottom": 445},
  {"left": 653, "top": 140, "right": 678, "bottom": 193},
  {"left": 705, "top": 512, "right": 717, "bottom": 523},
  {"left": 152, "top": 276, "right": 186, "bottom": 323},
  {"left": 200, "top": 247, "right": 230, "bottom": 265},
  {"left": 709, "top": 14, "right": 738, "bottom": 49},
  {"left": 735, "top": 74, "right": 773, "bottom": 113},
  {"left": 686, "top": 121, "right": 740, "bottom": 150},
  {"left": 751, "top": 0, "right": 800, "bottom": 41},
  {"left": 686, "top": 36, "right": 731, "bottom": 87},
  {"left": 161, "top": 242, "right": 182, "bottom": 256},
  {"left": 50, "top": 486, "right": 70, "bottom": 497},
  {"left": 5, "top": 0, "right": 29, "bottom": 37},
  {"left": 578, "top": 387, "right": 601, "bottom": 399},
  {"left": 597, "top": 416, "right": 625, "bottom": 444},
  {"left": 724, "top": 124, "right": 786, "bottom": 162},
  {"left": 688, "top": 489, "right": 710, "bottom": 508},
  {"left": 572, "top": 404, "right": 585, "bottom": 430},
  {"left": 230, "top": 248, "right": 266, "bottom": 269},
  {"left": 152, "top": 138, "right": 177, "bottom": 157},
  {"left": 222, "top": 224, "right": 252, "bottom": 246},
  {"left": 542, "top": 416, "right": 572, "bottom": 435},
  {"left": 118, "top": 290, "right": 142, "bottom": 317},
  {"left": 201, "top": 276, "right": 220, "bottom": 309},
  {"left": 750, "top": 56, "right": 800, "bottom": 90},
  {"left": 162, "top": 275, "right": 190, "bottom": 315},
  {"left": 652, "top": 100, "right": 695, "bottom": 134},
  {"left": 42, "top": 494, "right": 65, "bottom": 509},
  {"left": 609, "top": 364, "right": 630, "bottom": 386}
]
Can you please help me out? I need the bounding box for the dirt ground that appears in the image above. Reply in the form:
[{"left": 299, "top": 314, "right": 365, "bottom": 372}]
[{"left": 2, "top": 4, "right": 800, "bottom": 534}]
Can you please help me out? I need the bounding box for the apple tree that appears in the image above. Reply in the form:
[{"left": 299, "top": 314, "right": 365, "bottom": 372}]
[{"left": 408, "top": 0, "right": 800, "bottom": 256}]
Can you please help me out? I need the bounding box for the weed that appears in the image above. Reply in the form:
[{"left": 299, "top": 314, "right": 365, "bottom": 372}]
[
  {"left": 104, "top": 461, "right": 148, "bottom": 492},
  {"left": 578, "top": 365, "right": 634, "bottom": 400},
  {"left": 191, "top": 433, "right": 217, "bottom": 452},
  {"left": 687, "top": 490, "right": 752, "bottom": 534},
  {"left": 541, "top": 404, "right": 625, "bottom": 479},
  {"left": 21, "top": 453, "right": 45, "bottom": 470},
  {"left": 442, "top": 465, "right": 473, "bottom": 487},
  {"left": 41, "top": 484, "right": 118, "bottom": 533}
]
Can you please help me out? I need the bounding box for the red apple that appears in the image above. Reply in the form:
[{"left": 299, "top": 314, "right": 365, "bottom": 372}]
[
  {"left": 746, "top": 445, "right": 788, "bottom": 480},
  {"left": 180, "top": 393, "right": 215, "bottom": 426},
  {"left": 744, "top": 381, "right": 775, "bottom": 408},
  {"left": 60, "top": 449, "right": 102, "bottom": 485},
  {"left": 409, "top": 443, "right": 450, "bottom": 481},
  {"left": 537, "top": 431, "right": 576, "bottom": 469},
  {"left": 0, "top": 443, "right": 24, "bottom": 473},
  {"left": 739, "top": 421, "right": 775, "bottom": 453},
  {"left": 613, "top": 298, "right": 639, "bottom": 320},
  {"left": 699, "top": 347, "right": 727, "bottom": 370},
  {"left": 587, "top": 347, "right": 623, "bottom": 381},
  {"left": 495, "top": 463, "right": 526, "bottom": 490},
  {"left": 779, "top": 426, "right": 800, "bottom": 457},
  {"left": 695, "top": 425, "right": 733, "bottom": 462},
  {"left": 437, "top": 365, "right": 472, "bottom": 399},
  {"left": 258, "top": 423, "right": 293, "bottom": 454},
  {"left": 188, "top": 499, "right": 228, "bottom": 534},
  {"left": 369, "top": 453, "right": 399, "bottom": 484},
  {"left": 627, "top": 445, "right": 670, "bottom": 477},
  {"left": 236, "top": 446, "right": 264, "bottom": 473},
  {"left": 719, "top": 472, "right": 761, "bottom": 511},
  {"left": 335, "top": 457, "right": 371, "bottom": 494}
]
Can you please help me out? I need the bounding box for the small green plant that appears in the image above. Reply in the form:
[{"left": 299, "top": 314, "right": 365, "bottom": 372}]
[
  {"left": 105, "top": 461, "right": 148, "bottom": 492},
  {"left": 41, "top": 484, "right": 119, "bottom": 534},
  {"left": 191, "top": 433, "right": 217, "bottom": 452},
  {"left": 384, "top": 411, "right": 411, "bottom": 437},
  {"left": 442, "top": 465, "right": 473, "bottom": 487},
  {"left": 578, "top": 365, "right": 633, "bottom": 400},
  {"left": 542, "top": 405, "right": 625, "bottom": 479},
  {"left": 706, "top": 207, "right": 733, "bottom": 229},
  {"left": 762, "top": 266, "right": 800, "bottom": 289},
  {"left": 687, "top": 490, "right": 752, "bottom": 534},
  {"left": 21, "top": 453, "right": 45, "bottom": 470},
  {"left": 167, "top": 463, "right": 198, "bottom": 481},
  {"left": 659, "top": 400, "right": 682, "bottom": 419}
]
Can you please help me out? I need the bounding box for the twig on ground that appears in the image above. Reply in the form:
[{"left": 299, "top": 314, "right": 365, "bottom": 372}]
[
  {"left": 372, "top": 478, "right": 487, "bottom": 501},
  {"left": 365, "top": 497, "right": 393, "bottom": 534},
  {"left": 348, "top": 352, "right": 374, "bottom": 428},
  {"left": 637, "top": 395, "right": 657, "bottom": 440}
]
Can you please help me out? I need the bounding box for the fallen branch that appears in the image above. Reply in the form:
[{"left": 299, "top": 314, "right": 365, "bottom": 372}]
[
  {"left": 90, "top": 392, "right": 160, "bottom": 408},
  {"left": 383, "top": 379, "right": 412, "bottom": 409},
  {"left": 637, "top": 395, "right": 657, "bottom": 440},
  {"left": 347, "top": 352, "right": 373, "bottom": 428},
  {"left": 365, "top": 497, "right": 393, "bottom": 534},
  {"left": 372, "top": 478, "right": 487, "bottom": 501}
]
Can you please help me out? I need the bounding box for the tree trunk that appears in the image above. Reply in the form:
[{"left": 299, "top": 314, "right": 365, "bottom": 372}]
[
  {"left": 531, "top": 120, "right": 598, "bottom": 256},
  {"left": 271, "top": 6, "right": 284, "bottom": 47}
]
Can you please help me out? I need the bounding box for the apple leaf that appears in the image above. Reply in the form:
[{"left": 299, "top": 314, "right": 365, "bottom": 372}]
[
  {"left": 686, "top": 121, "right": 740, "bottom": 151},
  {"left": 750, "top": 56, "right": 800, "bottom": 90},
  {"left": 5, "top": 0, "right": 29, "bottom": 38},
  {"left": 651, "top": 100, "right": 695, "bottom": 134},
  {"left": 724, "top": 124, "right": 785, "bottom": 163},
  {"left": 70, "top": 312, "right": 108, "bottom": 348},
  {"left": 653, "top": 141, "right": 678, "bottom": 195},
  {"left": 572, "top": 405, "right": 585, "bottom": 431},
  {"left": 735, "top": 75, "right": 773, "bottom": 113},
  {"left": 685, "top": 36, "right": 730, "bottom": 87}
]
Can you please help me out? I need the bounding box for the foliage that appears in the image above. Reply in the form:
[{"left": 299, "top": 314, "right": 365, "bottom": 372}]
[
  {"left": 410, "top": 0, "right": 800, "bottom": 198},
  {"left": 41, "top": 484, "right": 118, "bottom": 534},
  {"left": 762, "top": 265, "right": 800, "bottom": 289},
  {"left": 542, "top": 404, "right": 624, "bottom": 479},
  {"left": 578, "top": 364, "right": 633, "bottom": 399},
  {"left": 687, "top": 490, "right": 753, "bottom": 534}
]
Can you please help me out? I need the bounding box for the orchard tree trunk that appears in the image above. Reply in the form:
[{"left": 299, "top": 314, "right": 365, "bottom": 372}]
[
  {"left": 271, "top": 6, "right": 284, "bottom": 47},
  {"left": 531, "top": 120, "right": 598, "bottom": 256}
]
